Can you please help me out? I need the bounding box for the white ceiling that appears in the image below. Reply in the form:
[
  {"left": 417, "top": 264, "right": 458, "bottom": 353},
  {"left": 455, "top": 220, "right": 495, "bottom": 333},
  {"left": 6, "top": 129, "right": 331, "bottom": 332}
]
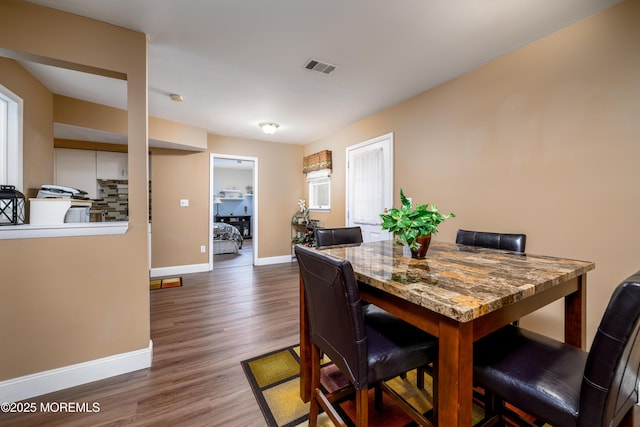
[{"left": 24, "top": 0, "right": 622, "bottom": 145}]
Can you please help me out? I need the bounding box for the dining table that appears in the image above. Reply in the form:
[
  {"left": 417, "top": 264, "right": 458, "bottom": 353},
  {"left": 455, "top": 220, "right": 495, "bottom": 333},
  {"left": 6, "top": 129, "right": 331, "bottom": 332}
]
[{"left": 298, "top": 239, "right": 595, "bottom": 426}]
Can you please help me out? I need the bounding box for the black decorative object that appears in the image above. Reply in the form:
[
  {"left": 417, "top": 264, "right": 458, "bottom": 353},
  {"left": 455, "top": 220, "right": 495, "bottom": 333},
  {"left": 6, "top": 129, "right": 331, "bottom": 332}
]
[{"left": 0, "top": 185, "right": 26, "bottom": 225}]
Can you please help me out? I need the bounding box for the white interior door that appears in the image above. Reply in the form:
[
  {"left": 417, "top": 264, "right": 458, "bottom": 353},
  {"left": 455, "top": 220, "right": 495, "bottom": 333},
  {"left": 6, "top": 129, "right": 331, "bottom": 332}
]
[{"left": 346, "top": 133, "right": 393, "bottom": 242}]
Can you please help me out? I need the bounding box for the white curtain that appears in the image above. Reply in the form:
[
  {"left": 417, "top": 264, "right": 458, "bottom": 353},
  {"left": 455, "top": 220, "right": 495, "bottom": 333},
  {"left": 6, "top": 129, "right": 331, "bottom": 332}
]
[{"left": 351, "top": 147, "right": 383, "bottom": 224}]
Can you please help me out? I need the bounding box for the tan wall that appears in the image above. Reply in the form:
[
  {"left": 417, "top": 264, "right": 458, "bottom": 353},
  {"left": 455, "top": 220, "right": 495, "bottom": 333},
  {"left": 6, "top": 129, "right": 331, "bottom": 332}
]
[
  {"left": 150, "top": 148, "right": 210, "bottom": 267},
  {"left": 54, "top": 94, "right": 128, "bottom": 135},
  {"left": 305, "top": 0, "right": 640, "bottom": 347},
  {"left": 54, "top": 95, "right": 207, "bottom": 150},
  {"left": 150, "top": 134, "right": 304, "bottom": 267},
  {"left": 149, "top": 116, "right": 207, "bottom": 151},
  {"left": 0, "top": 56, "right": 53, "bottom": 198},
  {"left": 0, "top": 0, "right": 149, "bottom": 380}
]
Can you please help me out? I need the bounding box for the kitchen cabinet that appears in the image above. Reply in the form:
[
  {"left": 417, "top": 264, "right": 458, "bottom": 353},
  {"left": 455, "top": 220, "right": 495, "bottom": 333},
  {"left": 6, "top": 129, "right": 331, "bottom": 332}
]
[
  {"left": 54, "top": 148, "right": 98, "bottom": 199},
  {"left": 97, "top": 151, "right": 128, "bottom": 179}
]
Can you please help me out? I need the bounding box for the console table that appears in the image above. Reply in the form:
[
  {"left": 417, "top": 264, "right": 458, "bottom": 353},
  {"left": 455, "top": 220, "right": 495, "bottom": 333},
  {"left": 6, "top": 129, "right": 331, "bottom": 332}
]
[{"left": 215, "top": 215, "right": 251, "bottom": 238}]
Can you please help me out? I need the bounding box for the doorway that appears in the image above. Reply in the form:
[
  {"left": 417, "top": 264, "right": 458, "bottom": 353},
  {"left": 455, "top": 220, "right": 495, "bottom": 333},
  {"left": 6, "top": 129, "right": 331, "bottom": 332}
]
[
  {"left": 210, "top": 154, "right": 258, "bottom": 269},
  {"left": 346, "top": 133, "right": 393, "bottom": 242}
]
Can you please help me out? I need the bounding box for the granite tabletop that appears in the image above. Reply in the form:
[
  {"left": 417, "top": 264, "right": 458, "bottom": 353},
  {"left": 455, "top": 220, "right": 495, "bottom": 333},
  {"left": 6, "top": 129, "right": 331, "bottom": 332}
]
[{"left": 318, "top": 240, "right": 595, "bottom": 322}]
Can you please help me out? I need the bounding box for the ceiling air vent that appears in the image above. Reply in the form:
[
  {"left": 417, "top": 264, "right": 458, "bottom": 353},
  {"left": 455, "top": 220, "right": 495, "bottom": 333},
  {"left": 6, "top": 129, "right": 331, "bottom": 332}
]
[{"left": 303, "top": 59, "right": 336, "bottom": 75}]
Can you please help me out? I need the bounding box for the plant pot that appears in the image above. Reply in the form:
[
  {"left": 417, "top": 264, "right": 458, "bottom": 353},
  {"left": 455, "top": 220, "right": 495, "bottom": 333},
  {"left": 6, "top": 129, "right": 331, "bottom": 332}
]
[{"left": 411, "top": 234, "right": 432, "bottom": 259}]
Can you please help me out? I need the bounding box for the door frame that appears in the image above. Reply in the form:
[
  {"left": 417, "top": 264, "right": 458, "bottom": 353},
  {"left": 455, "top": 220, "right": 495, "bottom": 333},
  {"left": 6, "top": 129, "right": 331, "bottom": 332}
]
[
  {"left": 345, "top": 132, "right": 394, "bottom": 241},
  {"left": 209, "top": 153, "right": 259, "bottom": 270}
]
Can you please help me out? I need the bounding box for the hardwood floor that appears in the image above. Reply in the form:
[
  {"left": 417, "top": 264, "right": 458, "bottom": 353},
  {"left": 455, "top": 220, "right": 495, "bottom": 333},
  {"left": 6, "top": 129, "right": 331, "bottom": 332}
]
[
  {"left": 214, "top": 238, "right": 254, "bottom": 268},
  {"left": 1, "top": 261, "right": 301, "bottom": 426}
]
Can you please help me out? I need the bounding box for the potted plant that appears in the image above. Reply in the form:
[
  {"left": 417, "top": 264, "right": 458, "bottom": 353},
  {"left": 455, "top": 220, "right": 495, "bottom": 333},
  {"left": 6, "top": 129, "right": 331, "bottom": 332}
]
[{"left": 380, "top": 189, "right": 455, "bottom": 258}]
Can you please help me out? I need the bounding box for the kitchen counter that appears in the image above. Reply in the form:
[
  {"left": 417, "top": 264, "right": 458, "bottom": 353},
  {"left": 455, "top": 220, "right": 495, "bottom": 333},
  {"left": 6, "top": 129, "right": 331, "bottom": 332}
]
[{"left": 0, "top": 221, "right": 128, "bottom": 240}]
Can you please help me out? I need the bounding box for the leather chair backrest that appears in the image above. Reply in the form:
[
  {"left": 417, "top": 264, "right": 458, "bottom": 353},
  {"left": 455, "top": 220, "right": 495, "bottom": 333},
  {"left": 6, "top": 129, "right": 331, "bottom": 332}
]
[
  {"left": 578, "top": 272, "right": 640, "bottom": 426},
  {"left": 315, "top": 227, "right": 363, "bottom": 248},
  {"left": 455, "top": 229, "right": 526, "bottom": 253},
  {"left": 294, "top": 244, "right": 368, "bottom": 388}
]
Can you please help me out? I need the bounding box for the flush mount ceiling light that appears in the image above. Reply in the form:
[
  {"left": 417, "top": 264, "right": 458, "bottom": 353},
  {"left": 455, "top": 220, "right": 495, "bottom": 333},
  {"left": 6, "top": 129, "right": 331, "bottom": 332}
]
[
  {"left": 169, "top": 93, "right": 184, "bottom": 102},
  {"left": 259, "top": 122, "right": 280, "bottom": 134}
]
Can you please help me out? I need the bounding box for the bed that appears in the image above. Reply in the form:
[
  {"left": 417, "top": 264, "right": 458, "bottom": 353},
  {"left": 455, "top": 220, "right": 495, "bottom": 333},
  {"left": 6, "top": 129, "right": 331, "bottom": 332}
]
[{"left": 213, "top": 222, "right": 243, "bottom": 254}]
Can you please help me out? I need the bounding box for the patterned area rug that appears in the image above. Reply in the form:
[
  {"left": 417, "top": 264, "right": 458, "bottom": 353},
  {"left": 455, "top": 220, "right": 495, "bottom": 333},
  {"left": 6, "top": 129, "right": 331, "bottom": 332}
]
[
  {"left": 149, "top": 277, "right": 182, "bottom": 290},
  {"left": 241, "top": 344, "right": 544, "bottom": 427}
]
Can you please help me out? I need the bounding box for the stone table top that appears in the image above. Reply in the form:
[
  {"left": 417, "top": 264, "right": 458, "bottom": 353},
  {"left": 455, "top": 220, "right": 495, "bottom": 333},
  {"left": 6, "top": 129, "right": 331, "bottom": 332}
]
[{"left": 318, "top": 240, "right": 595, "bottom": 322}]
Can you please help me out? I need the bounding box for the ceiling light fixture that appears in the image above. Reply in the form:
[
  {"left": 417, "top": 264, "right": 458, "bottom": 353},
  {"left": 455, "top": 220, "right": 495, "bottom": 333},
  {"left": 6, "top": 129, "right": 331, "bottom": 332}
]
[
  {"left": 169, "top": 93, "right": 184, "bottom": 102},
  {"left": 259, "top": 122, "right": 279, "bottom": 135}
]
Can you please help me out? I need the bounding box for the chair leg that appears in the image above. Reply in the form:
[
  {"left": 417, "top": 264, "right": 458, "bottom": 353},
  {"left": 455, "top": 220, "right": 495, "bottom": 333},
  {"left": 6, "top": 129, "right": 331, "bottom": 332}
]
[
  {"left": 478, "top": 391, "right": 505, "bottom": 427},
  {"left": 619, "top": 403, "right": 637, "bottom": 427},
  {"left": 416, "top": 362, "right": 437, "bottom": 390},
  {"left": 309, "top": 344, "right": 349, "bottom": 427},
  {"left": 309, "top": 345, "right": 350, "bottom": 427},
  {"left": 417, "top": 367, "right": 425, "bottom": 389},
  {"left": 308, "top": 345, "right": 322, "bottom": 427},
  {"left": 431, "top": 359, "right": 438, "bottom": 423},
  {"left": 413, "top": 362, "right": 437, "bottom": 422},
  {"left": 355, "top": 388, "right": 369, "bottom": 427},
  {"left": 316, "top": 388, "right": 348, "bottom": 427},
  {"left": 380, "top": 381, "right": 434, "bottom": 426},
  {"left": 406, "top": 363, "right": 437, "bottom": 421},
  {"left": 374, "top": 383, "right": 383, "bottom": 410}
]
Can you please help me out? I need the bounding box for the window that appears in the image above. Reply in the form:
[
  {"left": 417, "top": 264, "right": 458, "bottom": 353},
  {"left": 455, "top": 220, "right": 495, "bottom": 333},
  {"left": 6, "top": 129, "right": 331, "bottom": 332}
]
[
  {"left": 307, "top": 170, "right": 330, "bottom": 211},
  {"left": 0, "top": 84, "right": 22, "bottom": 190}
]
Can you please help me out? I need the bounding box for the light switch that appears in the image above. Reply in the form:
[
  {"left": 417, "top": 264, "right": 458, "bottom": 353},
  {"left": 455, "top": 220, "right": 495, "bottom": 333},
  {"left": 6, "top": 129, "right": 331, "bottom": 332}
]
[{"left": 180, "top": 199, "right": 189, "bottom": 207}]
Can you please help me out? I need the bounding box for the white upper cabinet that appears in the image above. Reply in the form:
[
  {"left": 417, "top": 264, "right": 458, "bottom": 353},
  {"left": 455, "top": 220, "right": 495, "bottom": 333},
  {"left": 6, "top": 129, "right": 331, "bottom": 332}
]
[{"left": 96, "top": 151, "right": 128, "bottom": 180}]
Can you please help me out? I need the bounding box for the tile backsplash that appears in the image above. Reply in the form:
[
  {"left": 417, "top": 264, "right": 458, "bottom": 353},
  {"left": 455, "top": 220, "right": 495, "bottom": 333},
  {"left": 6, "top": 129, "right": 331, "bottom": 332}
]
[
  {"left": 93, "top": 179, "right": 152, "bottom": 222},
  {"left": 94, "top": 179, "right": 129, "bottom": 221}
]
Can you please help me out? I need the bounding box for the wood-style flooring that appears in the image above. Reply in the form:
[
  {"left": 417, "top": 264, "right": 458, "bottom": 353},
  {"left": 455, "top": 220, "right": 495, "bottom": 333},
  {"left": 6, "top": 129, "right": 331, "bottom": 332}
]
[
  {"left": 1, "top": 260, "right": 301, "bottom": 426},
  {"left": 214, "top": 238, "right": 254, "bottom": 269}
]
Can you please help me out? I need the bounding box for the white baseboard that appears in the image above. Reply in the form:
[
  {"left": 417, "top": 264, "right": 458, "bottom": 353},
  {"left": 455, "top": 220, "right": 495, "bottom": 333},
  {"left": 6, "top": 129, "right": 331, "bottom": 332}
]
[
  {"left": 150, "top": 257, "right": 293, "bottom": 277},
  {"left": 150, "top": 263, "right": 209, "bottom": 278},
  {"left": 255, "top": 255, "right": 295, "bottom": 266},
  {"left": 0, "top": 340, "right": 153, "bottom": 403}
]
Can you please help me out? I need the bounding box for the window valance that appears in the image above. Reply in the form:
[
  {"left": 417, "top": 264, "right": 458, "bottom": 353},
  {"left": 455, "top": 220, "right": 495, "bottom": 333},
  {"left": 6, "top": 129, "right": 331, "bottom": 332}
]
[{"left": 303, "top": 150, "right": 332, "bottom": 174}]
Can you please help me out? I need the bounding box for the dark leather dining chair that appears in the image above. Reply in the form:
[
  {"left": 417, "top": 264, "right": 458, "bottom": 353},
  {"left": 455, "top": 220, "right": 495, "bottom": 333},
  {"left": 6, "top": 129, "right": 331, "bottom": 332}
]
[
  {"left": 315, "top": 226, "right": 363, "bottom": 248},
  {"left": 455, "top": 229, "right": 526, "bottom": 253},
  {"left": 295, "top": 244, "right": 438, "bottom": 427},
  {"left": 473, "top": 270, "right": 640, "bottom": 427},
  {"left": 314, "top": 225, "right": 431, "bottom": 388}
]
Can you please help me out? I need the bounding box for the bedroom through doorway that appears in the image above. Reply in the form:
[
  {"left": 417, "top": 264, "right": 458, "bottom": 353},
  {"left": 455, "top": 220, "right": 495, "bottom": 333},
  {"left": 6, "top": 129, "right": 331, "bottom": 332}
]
[{"left": 210, "top": 154, "right": 258, "bottom": 269}]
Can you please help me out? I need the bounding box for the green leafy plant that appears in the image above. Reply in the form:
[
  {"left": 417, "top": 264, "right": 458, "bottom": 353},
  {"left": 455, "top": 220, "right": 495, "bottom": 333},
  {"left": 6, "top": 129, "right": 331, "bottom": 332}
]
[{"left": 380, "top": 189, "right": 455, "bottom": 251}]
